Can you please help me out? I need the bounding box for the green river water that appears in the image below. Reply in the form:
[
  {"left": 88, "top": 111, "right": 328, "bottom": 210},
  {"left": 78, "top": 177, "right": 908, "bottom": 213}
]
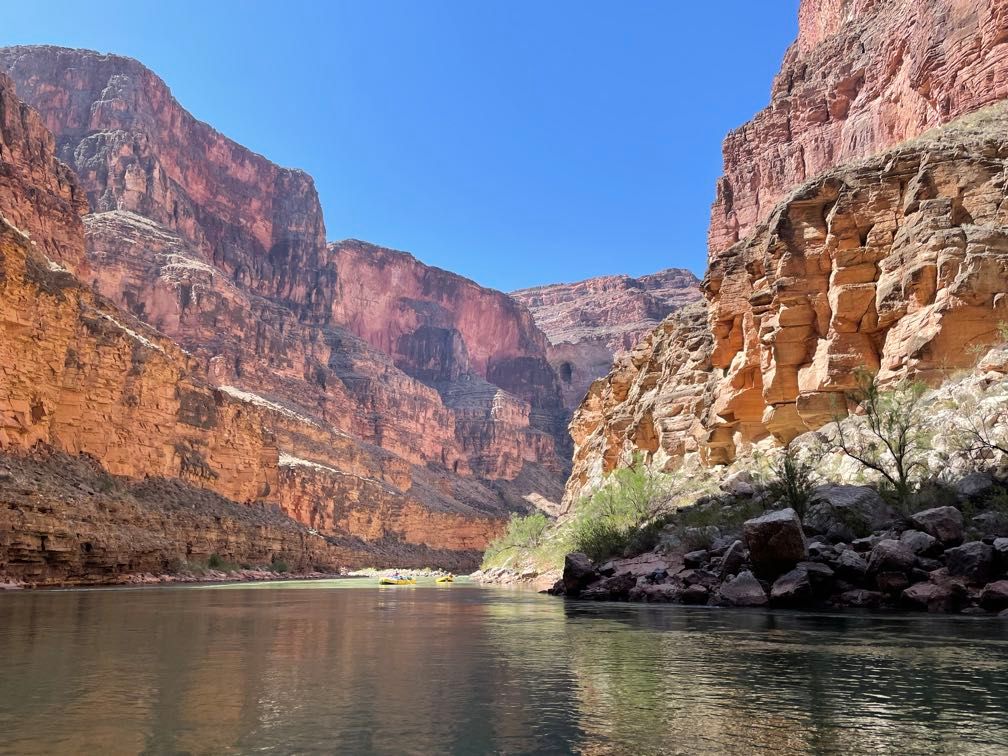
[{"left": 1, "top": 579, "right": 1007, "bottom": 755}]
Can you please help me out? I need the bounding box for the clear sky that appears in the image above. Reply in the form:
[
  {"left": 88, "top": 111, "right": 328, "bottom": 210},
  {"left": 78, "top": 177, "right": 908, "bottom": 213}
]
[{"left": 6, "top": 1, "right": 799, "bottom": 291}]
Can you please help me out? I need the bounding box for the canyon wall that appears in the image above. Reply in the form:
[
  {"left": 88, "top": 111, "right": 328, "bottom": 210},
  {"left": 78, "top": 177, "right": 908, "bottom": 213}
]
[
  {"left": 0, "top": 71, "right": 87, "bottom": 274},
  {"left": 710, "top": 0, "right": 1008, "bottom": 255},
  {"left": 0, "top": 47, "right": 564, "bottom": 571},
  {"left": 566, "top": 0, "right": 1008, "bottom": 505},
  {"left": 512, "top": 269, "right": 701, "bottom": 410}
]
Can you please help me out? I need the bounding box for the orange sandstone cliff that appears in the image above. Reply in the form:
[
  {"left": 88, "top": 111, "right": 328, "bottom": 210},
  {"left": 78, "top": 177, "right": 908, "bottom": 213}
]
[
  {"left": 0, "top": 47, "right": 568, "bottom": 578},
  {"left": 566, "top": 0, "right": 1008, "bottom": 506}
]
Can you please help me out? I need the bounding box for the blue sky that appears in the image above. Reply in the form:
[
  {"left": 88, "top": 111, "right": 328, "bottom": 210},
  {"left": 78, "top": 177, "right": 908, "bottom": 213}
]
[{"left": 6, "top": 1, "right": 799, "bottom": 291}]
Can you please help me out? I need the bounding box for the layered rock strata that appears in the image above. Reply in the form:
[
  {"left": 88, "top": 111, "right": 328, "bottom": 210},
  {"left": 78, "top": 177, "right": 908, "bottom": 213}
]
[
  {"left": 710, "top": 0, "right": 1008, "bottom": 255},
  {"left": 512, "top": 269, "right": 701, "bottom": 410},
  {"left": 565, "top": 0, "right": 1008, "bottom": 506},
  {"left": 0, "top": 70, "right": 87, "bottom": 273},
  {"left": 0, "top": 46, "right": 567, "bottom": 564},
  {"left": 0, "top": 209, "right": 504, "bottom": 565}
]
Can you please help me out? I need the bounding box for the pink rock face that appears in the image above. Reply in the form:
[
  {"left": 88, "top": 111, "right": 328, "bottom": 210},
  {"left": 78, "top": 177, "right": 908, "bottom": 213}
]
[
  {"left": 0, "top": 70, "right": 87, "bottom": 273},
  {"left": 0, "top": 45, "right": 567, "bottom": 565},
  {"left": 709, "top": 0, "right": 1008, "bottom": 255},
  {"left": 329, "top": 240, "right": 565, "bottom": 418},
  {"left": 512, "top": 269, "right": 702, "bottom": 409},
  {"left": 0, "top": 46, "right": 327, "bottom": 307}
]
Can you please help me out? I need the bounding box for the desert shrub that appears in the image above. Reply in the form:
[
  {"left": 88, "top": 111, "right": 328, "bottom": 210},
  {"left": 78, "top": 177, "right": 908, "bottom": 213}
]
[
  {"left": 831, "top": 370, "right": 931, "bottom": 514},
  {"left": 207, "top": 553, "right": 237, "bottom": 572},
  {"left": 271, "top": 558, "right": 290, "bottom": 574},
  {"left": 481, "top": 512, "right": 551, "bottom": 566},
  {"left": 569, "top": 457, "right": 675, "bottom": 561},
  {"left": 572, "top": 519, "right": 633, "bottom": 563},
  {"left": 952, "top": 392, "right": 1008, "bottom": 467},
  {"left": 763, "top": 442, "right": 820, "bottom": 517}
]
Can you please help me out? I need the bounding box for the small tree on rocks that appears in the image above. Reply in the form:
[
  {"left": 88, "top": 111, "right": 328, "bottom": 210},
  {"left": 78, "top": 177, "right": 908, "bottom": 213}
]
[
  {"left": 763, "top": 440, "right": 820, "bottom": 518},
  {"left": 830, "top": 370, "right": 931, "bottom": 512}
]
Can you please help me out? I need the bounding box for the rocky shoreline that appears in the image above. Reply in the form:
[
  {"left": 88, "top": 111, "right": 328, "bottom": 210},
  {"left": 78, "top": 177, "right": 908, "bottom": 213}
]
[{"left": 549, "top": 483, "right": 1008, "bottom": 617}]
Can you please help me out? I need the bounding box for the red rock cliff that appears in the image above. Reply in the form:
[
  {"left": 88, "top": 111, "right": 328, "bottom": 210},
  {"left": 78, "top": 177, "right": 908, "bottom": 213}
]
[
  {"left": 566, "top": 0, "right": 1008, "bottom": 505},
  {"left": 0, "top": 70, "right": 87, "bottom": 274},
  {"left": 710, "top": 0, "right": 1008, "bottom": 255},
  {"left": 0, "top": 46, "right": 566, "bottom": 564},
  {"left": 512, "top": 269, "right": 702, "bottom": 410},
  {"left": 0, "top": 46, "right": 328, "bottom": 307}
]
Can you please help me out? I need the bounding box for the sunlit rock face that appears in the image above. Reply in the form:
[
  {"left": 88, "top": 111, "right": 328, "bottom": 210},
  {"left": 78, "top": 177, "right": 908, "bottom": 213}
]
[
  {"left": 709, "top": 0, "right": 1008, "bottom": 256},
  {"left": 512, "top": 269, "right": 702, "bottom": 410},
  {"left": 704, "top": 103, "right": 1008, "bottom": 460},
  {"left": 564, "top": 0, "right": 1008, "bottom": 507},
  {"left": 0, "top": 47, "right": 568, "bottom": 564}
]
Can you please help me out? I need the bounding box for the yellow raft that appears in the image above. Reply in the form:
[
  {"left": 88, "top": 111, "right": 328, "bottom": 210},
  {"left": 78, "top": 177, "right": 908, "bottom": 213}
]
[
  {"left": 435, "top": 575, "right": 454, "bottom": 584},
  {"left": 379, "top": 577, "right": 416, "bottom": 585}
]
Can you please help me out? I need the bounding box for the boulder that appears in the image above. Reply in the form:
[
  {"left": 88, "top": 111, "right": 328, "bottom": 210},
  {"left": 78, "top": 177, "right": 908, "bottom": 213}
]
[
  {"left": 972, "top": 512, "right": 1008, "bottom": 539},
  {"left": 945, "top": 541, "right": 995, "bottom": 584},
  {"left": 899, "top": 529, "right": 940, "bottom": 557},
  {"left": 995, "top": 538, "right": 1008, "bottom": 572},
  {"left": 875, "top": 571, "right": 910, "bottom": 595},
  {"left": 835, "top": 549, "right": 869, "bottom": 582},
  {"left": 631, "top": 583, "right": 682, "bottom": 603},
  {"left": 770, "top": 568, "right": 813, "bottom": 606},
  {"left": 911, "top": 507, "right": 964, "bottom": 546},
  {"left": 647, "top": 568, "right": 669, "bottom": 583},
  {"left": 915, "top": 556, "right": 943, "bottom": 573},
  {"left": 902, "top": 581, "right": 968, "bottom": 613},
  {"left": 743, "top": 508, "right": 807, "bottom": 577},
  {"left": 683, "top": 549, "right": 709, "bottom": 568},
  {"left": 720, "top": 470, "right": 755, "bottom": 497},
  {"left": 979, "top": 580, "right": 1008, "bottom": 612},
  {"left": 807, "top": 541, "right": 835, "bottom": 562},
  {"left": 677, "top": 568, "right": 720, "bottom": 589},
  {"left": 718, "top": 540, "right": 746, "bottom": 579},
  {"left": 681, "top": 584, "right": 710, "bottom": 605},
  {"left": 718, "top": 570, "right": 768, "bottom": 607},
  {"left": 797, "top": 561, "right": 835, "bottom": 595},
  {"left": 804, "top": 485, "right": 896, "bottom": 542},
  {"left": 955, "top": 472, "right": 995, "bottom": 502},
  {"left": 562, "top": 552, "right": 596, "bottom": 596},
  {"left": 710, "top": 535, "right": 739, "bottom": 553},
  {"left": 867, "top": 539, "right": 916, "bottom": 575},
  {"left": 851, "top": 535, "right": 883, "bottom": 552},
  {"left": 580, "top": 572, "right": 636, "bottom": 601}
]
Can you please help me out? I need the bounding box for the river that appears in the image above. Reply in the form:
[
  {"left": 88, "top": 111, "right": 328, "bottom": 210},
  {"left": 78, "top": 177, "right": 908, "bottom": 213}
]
[{"left": 1, "top": 580, "right": 1006, "bottom": 754}]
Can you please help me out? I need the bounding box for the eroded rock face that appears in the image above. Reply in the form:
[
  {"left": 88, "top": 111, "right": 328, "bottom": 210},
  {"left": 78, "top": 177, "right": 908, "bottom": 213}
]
[
  {"left": 704, "top": 105, "right": 1008, "bottom": 457},
  {"left": 0, "top": 70, "right": 87, "bottom": 273},
  {"left": 710, "top": 0, "right": 1008, "bottom": 255},
  {"left": 0, "top": 46, "right": 568, "bottom": 562},
  {"left": 564, "top": 0, "right": 1008, "bottom": 509},
  {"left": 512, "top": 269, "right": 701, "bottom": 409},
  {"left": 564, "top": 302, "right": 715, "bottom": 506},
  {"left": 0, "top": 46, "right": 327, "bottom": 306}
]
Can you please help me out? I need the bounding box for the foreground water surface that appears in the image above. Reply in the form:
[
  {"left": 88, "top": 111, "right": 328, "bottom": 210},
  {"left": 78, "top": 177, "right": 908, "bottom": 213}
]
[{"left": 1, "top": 580, "right": 1007, "bottom": 755}]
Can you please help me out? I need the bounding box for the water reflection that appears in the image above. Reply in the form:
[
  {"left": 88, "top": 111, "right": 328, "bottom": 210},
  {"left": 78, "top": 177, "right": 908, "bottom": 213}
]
[{"left": 0, "top": 583, "right": 1006, "bottom": 754}]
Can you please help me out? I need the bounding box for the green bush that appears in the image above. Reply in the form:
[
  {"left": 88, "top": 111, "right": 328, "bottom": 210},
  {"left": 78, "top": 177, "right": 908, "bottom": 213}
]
[
  {"left": 271, "top": 558, "right": 290, "bottom": 574},
  {"left": 569, "top": 458, "right": 675, "bottom": 561},
  {"left": 207, "top": 553, "right": 237, "bottom": 572},
  {"left": 572, "top": 518, "right": 632, "bottom": 562},
  {"left": 764, "top": 443, "right": 818, "bottom": 517},
  {"left": 482, "top": 512, "right": 551, "bottom": 565}
]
